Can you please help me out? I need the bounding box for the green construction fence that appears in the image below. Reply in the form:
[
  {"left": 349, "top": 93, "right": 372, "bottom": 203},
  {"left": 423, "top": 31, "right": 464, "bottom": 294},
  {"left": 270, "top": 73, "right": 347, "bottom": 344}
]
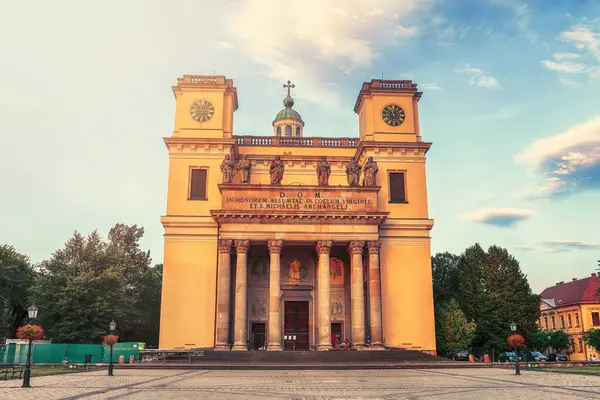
[{"left": 0, "top": 342, "right": 144, "bottom": 365}]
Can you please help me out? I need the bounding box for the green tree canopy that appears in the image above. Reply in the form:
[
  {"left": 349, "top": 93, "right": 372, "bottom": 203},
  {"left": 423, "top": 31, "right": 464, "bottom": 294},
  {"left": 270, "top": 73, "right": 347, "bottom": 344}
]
[
  {"left": 30, "top": 224, "right": 162, "bottom": 345},
  {"left": 0, "top": 245, "right": 35, "bottom": 338},
  {"left": 548, "top": 330, "right": 571, "bottom": 353},
  {"left": 443, "top": 298, "right": 476, "bottom": 350},
  {"left": 583, "top": 329, "right": 600, "bottom": 353},
  {"left": 432, "top": 244, "right": 540, "bottom": 354}
]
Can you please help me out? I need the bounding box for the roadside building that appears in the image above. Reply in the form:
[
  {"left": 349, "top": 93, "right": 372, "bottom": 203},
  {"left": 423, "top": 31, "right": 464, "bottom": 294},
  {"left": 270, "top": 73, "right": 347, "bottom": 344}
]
[{"left": 539, "top": 272, "right": 600, "bottom": 361}]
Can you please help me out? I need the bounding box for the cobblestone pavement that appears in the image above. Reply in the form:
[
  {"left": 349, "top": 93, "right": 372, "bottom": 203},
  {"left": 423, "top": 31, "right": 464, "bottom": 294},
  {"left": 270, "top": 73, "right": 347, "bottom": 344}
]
[{"left": 1, "top": 368, "right": 599, "bottom": 399}]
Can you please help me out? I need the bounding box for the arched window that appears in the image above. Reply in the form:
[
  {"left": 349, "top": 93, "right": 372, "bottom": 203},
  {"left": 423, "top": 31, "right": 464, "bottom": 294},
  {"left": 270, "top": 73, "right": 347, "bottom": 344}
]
[
  {"left": 285, "top": 125, "right": 292, "bottom": 137},
  {"left": 296, "top": 127, "right": 301, "bottom": 137},
  {"left": 276, "top": 126, "right": 281, "bottom": 136}
]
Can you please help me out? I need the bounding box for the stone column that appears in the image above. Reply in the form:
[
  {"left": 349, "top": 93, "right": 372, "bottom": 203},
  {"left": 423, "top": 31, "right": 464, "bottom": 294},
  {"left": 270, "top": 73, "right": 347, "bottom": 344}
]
[
  {"left": 215, "top": 239, "right": 233, "bottom": 350},
  {"left": 368, "top": 240, "right": 383, "bottom": 347},
  {"left": 349, "top": 240, "right": 366, "bottom": 348},
  {"left": 232, "top": 239, "right": 250, "bottom": 351},
  {"left": 316, "top": 240, "right": 333, "bottom": 351},
  {"left": 267, "top": 239, "right": 283, "bottom": 351}
]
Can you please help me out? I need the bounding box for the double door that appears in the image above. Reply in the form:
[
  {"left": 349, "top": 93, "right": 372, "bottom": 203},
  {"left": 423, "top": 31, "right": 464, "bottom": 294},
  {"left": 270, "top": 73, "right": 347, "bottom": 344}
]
[{"left": 284, "top": 301, "right": 309, "bottom": 350}]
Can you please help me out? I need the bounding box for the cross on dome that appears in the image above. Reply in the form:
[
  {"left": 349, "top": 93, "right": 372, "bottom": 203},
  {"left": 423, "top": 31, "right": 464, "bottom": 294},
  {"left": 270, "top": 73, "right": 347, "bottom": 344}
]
[{"left": 283, "top": 80, "right": 295, "bottom": 97}]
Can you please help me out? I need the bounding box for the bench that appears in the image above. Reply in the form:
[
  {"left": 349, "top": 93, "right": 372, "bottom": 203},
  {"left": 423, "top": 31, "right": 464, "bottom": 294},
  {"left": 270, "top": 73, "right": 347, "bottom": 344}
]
[{"left": 0, "top": 366, "right": 25, "bottom": 380}]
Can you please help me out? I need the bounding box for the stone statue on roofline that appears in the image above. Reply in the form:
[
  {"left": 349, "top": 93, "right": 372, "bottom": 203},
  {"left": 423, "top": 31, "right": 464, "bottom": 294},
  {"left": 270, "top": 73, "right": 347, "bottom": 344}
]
[
  {"left": 362, "top": 156, "right": 378, "bottom": 187},
  {"left": 236, "top": 154, "right": 252, "bottom": 183},
  {"left": 220, "top": 154, "right": 236, "bottom": 184},
  {"left": 345, "top": 157, "right": 362, "bottom": 186},
  {"left": 316, "top": 156, "right": 331, "bottom": 186},
  {"left": 270, "top": 156, "right": 285, "bottom": 185}
]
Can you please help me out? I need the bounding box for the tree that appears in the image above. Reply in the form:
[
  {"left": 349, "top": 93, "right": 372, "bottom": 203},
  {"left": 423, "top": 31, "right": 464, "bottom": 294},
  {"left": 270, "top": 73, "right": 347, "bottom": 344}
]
[
  {"left": 448, "top": 244, "right": 540, "bottom": 352},
  {"left": 443, "top": 299, "right": 476, "bottom": 350},
  {"left": 527, "top": 331, "right": 551, "bottom": 352},
  {"left": 583, "top": 329, "right": 600, "bottom": 353},
  {"left": 431, "top": 252, "right": 460, "bottom": 305},
  {"left": 548, "top": 330, "right": 571, "bottom": 353},
  {"left": 0, "top": 245, "right": 35, "bottom": 338}
]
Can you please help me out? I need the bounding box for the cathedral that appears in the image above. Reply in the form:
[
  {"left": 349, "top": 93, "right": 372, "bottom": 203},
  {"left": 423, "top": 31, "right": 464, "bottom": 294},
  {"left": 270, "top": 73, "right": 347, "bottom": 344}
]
[{"left": 158, "top": 75, "right": 436, "bottom": 354}]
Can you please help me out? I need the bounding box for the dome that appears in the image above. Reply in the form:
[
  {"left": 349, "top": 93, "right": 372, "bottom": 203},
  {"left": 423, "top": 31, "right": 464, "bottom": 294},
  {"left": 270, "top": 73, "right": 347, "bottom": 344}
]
[{"left": 274, "top": 107, "right": 304, "bottom": 124}]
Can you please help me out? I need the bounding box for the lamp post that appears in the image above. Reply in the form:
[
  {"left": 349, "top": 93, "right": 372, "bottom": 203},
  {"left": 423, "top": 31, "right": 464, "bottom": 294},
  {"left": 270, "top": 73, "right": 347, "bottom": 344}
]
[
  {"left": 108, "top": 320, "right": 116, "bottom": 376},
  {"left": 509, "top": 322, "right": 520, "bottom": 375},
  {"left": 22, "top": 304, "right": 39, "bottom": 388}
]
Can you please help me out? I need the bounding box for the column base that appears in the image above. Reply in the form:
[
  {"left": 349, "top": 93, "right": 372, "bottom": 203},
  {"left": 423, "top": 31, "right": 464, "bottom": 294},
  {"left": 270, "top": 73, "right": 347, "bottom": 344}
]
[
  {"left": 214, "top": 344, "right": 230, "bottom": 351},
  {"left": 317, "top": 344, "right": 332, "bottom": 351},
  {"left": 352, "top": 343, "right": 366, "bottom": 350},
  {"left": 266, "top": 343, "right": 282, "bottom": 351},
  {"left": 364, "top": 343, "right": 386, "bottom": 350},
  {"left": 231, "top": 343, "right": 248, "bottom": 351}
]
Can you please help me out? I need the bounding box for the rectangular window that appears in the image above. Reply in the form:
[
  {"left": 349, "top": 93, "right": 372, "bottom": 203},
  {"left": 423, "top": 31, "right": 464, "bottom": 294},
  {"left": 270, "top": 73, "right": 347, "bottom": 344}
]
[
  {"left": 578, "top": 338, "right": 584, "bottom": 353},
  {"left": 389, "top": 172, "right": 407, "bottom": 203},
  {"left": 544, "top": 317, "right": 548, "bottom": 330},
  {"left": 568, "top": 314, "right": 572, "bottom": 328},
  {"left": 575, "top": 313, "right": 580, "bottom": 327},
  {"left": 561, "top": 315, "right": 565, "bottom": 329},
  {"left": 551, "top": 316, "right": 555, "bottom": 329},
  {"left": 592, "top": 312, "right": 600, "bottom": 326},
  {"left": 189, "top": 168, "right": 207, "bottom": 200}
]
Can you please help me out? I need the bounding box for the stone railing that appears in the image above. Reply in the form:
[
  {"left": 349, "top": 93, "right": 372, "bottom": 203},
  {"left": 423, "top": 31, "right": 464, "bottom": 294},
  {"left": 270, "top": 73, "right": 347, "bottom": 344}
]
[{"left": 235, "top": 136, "right": 358, "bottom": 148}]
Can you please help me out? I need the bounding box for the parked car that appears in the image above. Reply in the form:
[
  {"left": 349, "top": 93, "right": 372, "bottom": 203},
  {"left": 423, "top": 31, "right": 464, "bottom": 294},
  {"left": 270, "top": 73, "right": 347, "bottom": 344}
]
[
  {"left": 530, "top": 351, "right": 547, "bottom": 362},
  {"left": 446, "top": 349, "right": 470, "bottom": 361},
  {"left": 498, "top": 351, "right": 520, "bottom": 362},
  {"left": 547, "top": 353, "right": 568, "bottom": 361}
]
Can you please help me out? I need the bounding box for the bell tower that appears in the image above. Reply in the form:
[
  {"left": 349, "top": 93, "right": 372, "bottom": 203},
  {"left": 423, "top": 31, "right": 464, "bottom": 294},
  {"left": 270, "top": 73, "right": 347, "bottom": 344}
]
[
  {"left": 171, "top": 75, "right": 238, "bottom": 138},
  {"left": 354, "top": 80, "right": 422, "bottom": 143}
]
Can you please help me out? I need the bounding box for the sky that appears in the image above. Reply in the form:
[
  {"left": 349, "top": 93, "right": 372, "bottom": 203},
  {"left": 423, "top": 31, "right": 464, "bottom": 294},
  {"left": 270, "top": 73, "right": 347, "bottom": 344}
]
[{"left": 1, "top": 0, "right": 599, "bottom": 294}]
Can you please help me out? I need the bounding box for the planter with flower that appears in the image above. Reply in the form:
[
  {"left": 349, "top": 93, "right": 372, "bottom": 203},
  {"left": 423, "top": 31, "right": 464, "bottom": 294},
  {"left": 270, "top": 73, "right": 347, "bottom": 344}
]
[{"left": 16, "top": 324, "right": 45, "bottom": 342}]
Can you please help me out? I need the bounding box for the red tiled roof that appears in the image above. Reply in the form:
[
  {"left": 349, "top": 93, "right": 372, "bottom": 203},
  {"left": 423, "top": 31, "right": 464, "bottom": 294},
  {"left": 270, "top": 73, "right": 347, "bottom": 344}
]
[{"left": 540, "top": 274, "right": 600, "bottom": 307}]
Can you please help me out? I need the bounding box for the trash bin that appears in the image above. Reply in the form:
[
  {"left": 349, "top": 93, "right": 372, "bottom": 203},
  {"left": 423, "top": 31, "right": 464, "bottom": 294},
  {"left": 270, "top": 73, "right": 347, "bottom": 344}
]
[{"left": 85, "top": 354, "right": 93, "bottom": 363}]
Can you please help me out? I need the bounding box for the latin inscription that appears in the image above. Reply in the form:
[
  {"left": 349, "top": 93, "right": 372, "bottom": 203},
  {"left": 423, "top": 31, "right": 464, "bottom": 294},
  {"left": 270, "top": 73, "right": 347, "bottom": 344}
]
[{"left": 221, "top": 189, "right": 378, "bottom": 213}]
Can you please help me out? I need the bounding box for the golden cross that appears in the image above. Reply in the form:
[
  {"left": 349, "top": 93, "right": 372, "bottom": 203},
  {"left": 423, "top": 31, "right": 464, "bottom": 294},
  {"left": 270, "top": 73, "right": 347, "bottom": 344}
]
[{"left": 283, "top": 80, "right": 295, "bottom": 96}]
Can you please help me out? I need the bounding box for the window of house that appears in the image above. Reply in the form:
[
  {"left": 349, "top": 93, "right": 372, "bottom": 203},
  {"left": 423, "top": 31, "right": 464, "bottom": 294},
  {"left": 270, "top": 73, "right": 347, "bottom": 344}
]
[
  {"left": 189, "top": 168, "right": 207, "bottom": 200},
  {"left": 544, "top": 317, "right": 548, "bottom": 330},
  {"left": 568, "top": 314, "right": 572, "bottom": 328},
  {"left": 551, "top": 316, "right": 555, "bottom": 329},
  {"left": 592, "top": 312, "right": 600, "bottom": 326},
  {"left": 579, "top": 338, "right": 584, "bottom": 353},
  {"left": 561, "top": 315, "right": 565, "bottom": 329},
  {"left": 575, "top": 313, "right": 580, "bottom": 327},
  {"left": 389, "top": 172, "right": 407, "bottom": 203},
  {"left": 285, "top": 125, "right": 292, "bottom": 137},
  {"left": 296, "top": 127, "right": 300, "bottom": 137},
  {"left": 277, "top": 126, "right": 281, "bottom": 136}
]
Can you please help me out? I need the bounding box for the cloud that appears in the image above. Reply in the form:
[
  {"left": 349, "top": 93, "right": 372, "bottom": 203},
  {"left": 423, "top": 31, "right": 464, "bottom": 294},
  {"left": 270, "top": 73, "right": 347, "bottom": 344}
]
[
  {"left": 217, "top": 41, "right": 235, "bottom": 50},
  {"left": 420, "top": 83, "right": 441, "bottom": 90},
  {"left": 490, "top": 0, "right": 540, "bottom": 45},
  {"left": 459, "top": 208, "right": 534, "bottom": 227},
  {"left": 512, "top": 241, "right": 600, "bottom": 253},
  {"left": 475, "top": 105, "right": 522, "bottom": 122},
  {"left": 553, "top": 53, "right": 581, "bottom": 60},
  {"left": 515, "top": 114, "right": 600, "bottom": 198},
  {"left": 455, "top": 64, "right": 501, "bottom": 88},
  {"left": 226, "top": 0, "right": 433, "bottom": 108},
  {"left": 541, "top": 24, "right": 600, "bottom": 83}
]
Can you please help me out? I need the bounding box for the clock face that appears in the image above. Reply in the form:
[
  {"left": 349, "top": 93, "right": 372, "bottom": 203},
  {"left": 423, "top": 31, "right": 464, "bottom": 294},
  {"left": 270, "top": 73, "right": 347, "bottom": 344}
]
[
  {"left": 190, "top": 100, "right": 215, "bottom": 122},
  {"left": 381, "top": 104, "right": 406, "bottom": 126}
]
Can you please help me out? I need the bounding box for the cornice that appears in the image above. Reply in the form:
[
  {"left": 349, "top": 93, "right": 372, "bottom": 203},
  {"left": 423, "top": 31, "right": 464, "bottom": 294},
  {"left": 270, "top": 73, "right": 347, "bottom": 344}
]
[
  {"left": 210, "top": 210, "right": 389, "bottom": 225},
  {"left": 217, "top": 183, "right": 381, "bottom": 194},
  {"left": 355, "top": 140, "right": 432, "bottom": 159}
]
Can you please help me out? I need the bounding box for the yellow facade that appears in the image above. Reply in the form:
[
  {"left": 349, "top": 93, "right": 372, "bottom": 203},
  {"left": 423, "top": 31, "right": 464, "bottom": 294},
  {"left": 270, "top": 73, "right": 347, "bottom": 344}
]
[
  {"left": 538, "top": 275, "right": 600, "bottom": 361},
  {"left": 159, "top": 75, "right": 436, "bottom": 353}
]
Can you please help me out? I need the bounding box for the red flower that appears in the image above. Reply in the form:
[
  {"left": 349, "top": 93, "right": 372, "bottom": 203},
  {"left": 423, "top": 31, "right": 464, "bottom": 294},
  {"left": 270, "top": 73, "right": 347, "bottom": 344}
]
[
  {"left": 103, "top": 334, "right": 119, "bottom": 346},
  {"left": 16, "top": 324, "right": 44, "bottom": 341},
  {"left": 507, "top": 333, "right": 525, "bottom": 348}
]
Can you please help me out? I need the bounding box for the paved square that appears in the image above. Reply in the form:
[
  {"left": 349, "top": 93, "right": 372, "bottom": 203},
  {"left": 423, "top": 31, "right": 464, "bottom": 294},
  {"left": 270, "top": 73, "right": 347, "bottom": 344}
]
[{"left": 0, "top": 367, "right": 599, "bottom": 399}]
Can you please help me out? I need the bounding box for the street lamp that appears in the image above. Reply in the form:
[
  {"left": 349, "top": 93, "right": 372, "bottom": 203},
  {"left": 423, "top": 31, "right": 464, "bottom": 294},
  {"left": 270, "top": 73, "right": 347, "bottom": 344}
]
[
  {"left": 22, "top": 304, "right": 39, "bottom": 388},
  {"left": 509, "top": 322, "right": 520, "bottom": 375},
  {"left": 108, "top": 320, "right": 116, "bottom": 376}
]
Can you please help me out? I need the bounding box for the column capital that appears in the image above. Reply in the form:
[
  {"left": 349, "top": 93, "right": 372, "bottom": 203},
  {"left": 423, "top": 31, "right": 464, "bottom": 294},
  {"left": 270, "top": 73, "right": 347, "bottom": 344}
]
[
  {"left": 218, "top": 239, "right": 233, "bottom": 254},
  {"left": 235, "top": 239, "right": 250, "bottom": 254},
  {"left": 367, "top": 240, "right": 382, "bottom": 254},
  {"left": 316, "top": 240, "right": 333, "bottom": 255},
  {"left": 267, "top": 239, "right": 283, "bottom": 254},
  {"left": 348, "top": 240, "right": 365, "bottom": 255}
]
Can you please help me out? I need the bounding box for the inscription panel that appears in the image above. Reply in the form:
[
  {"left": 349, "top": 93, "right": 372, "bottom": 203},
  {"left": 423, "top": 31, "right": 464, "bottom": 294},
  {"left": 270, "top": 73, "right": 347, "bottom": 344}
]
[{"left": 219, "top": 184, "right": 379, "bottom": 213}]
